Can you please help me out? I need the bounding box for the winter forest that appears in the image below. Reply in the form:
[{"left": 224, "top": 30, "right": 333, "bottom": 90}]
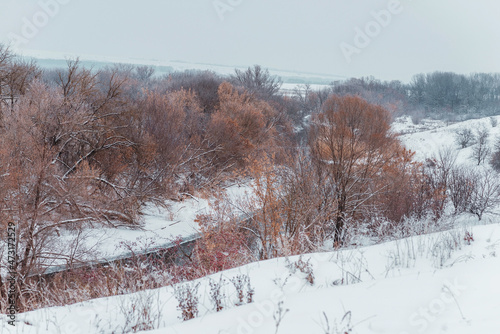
[{"left": 1, "top": 42, "right": 500, "bottom": 333}]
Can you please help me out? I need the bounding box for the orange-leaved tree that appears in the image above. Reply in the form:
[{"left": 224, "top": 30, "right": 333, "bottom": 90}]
[
  {"left": 206, "top": 82, "right": 284, "bottom": 170},
  {"left": 309, "top": 95, "right": 404, "bottom": 244}
]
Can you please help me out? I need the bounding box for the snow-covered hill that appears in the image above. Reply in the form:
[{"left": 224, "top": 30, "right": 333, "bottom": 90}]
[
  {"left": 394, "top": 115, "right": 500, "bottom": 165},
  {"left": 2, "top": 220, "right": 499, "bottom": 334},
  {"left": 2, "top": 116, "right": 500, "bottom": 334}
]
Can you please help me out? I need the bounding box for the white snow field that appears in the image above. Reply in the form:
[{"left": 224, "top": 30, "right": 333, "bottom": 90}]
[
  {"left": 74, "top": 183, "right": 252, "bottom": 265},
  {"left": 2, "top": 115, "right": 500, "bottom": 333},
  {"left": 1, "top": 220, "right": 499, "bottom": 334},
  {"left": 395, "top": 115, "right": 500, "bottom": 164}
]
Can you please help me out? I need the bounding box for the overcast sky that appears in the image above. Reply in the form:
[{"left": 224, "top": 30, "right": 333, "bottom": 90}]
[{"left": 1, "top": 0, "right": 500, "bottom": 82}]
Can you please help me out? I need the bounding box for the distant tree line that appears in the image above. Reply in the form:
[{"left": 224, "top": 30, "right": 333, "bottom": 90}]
[{"left": 320, "top": 72, "right": 500, "bottom": 123}]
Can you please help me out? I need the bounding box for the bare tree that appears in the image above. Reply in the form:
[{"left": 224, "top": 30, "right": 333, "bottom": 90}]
[
  {"left": 469, "top": 170, "right": 500, "bottom": 220},
  {"left": 281, "top": 150, "right": 337, "bottom": 252},
  {"left": 309, "top": 95, "right": 403, "bottom": 245},
  {"left": 471, "top": 126, "right": 491, "bottom": 165},
  {"left": 162, "top": 70, "right": 223, "bottom": 114},
  {"left": 0, "top": 44, "right": 14, "bottom": 98},
  {"left": 490, "top": 116, "right": 498, "bottom": 128},
  {"left": 4, "top": 59, "right": 41, "bottom": 109},
  {"left": 448, "top": 166, "right": 476, "bottom": 214},
  {"left": 0, "top": 82, "right": 130, "bottom": 302},
  {"left": 231, "top": 65, "right": 282, "bottom": 99},
  {"left": 0, "top": 60, "right": 171, "bottom": 296},
  {"left": 455, "top": 127, "right": 475, "bottom": 149},
  {"left": 490, "top": 136, "right": 500, "bottom": 172},
  {"left": 0, "top": 46, "right": 41, "bottom": 112},
  {"left": 432, "top": 146, "right": 458, "bottom": 189},
  {"left": 135, "top": 65, "right": 156, "bottom": 82}
]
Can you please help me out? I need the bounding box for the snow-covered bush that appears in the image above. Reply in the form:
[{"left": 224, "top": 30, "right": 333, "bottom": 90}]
[
  {"left": 208, "top": 276, "right": 226, "bottom": 312},
  {"left": 230, "top": 274, "right": 254, "bottom": 305},
  {"left": 173, "top": 282, "right": 200, "bottom": 321}
]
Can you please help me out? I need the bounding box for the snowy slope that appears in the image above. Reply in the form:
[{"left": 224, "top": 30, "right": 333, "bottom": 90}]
[
  {"left": 87, "top": 183, "right": 252, "bottom": 261},
  {"left": 1, "top": 221, "right": 499, "bottom": 334},
  {"left": 2, "top": 117, "right": 500, "bottom": 333},
  {"left": 395, "top": 115, "right": 500, "bottom": 164}
]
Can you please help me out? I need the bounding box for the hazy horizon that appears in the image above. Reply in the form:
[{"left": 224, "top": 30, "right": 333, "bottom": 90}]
[{"left": 2, "top": 0, "right": 500, "bottom": 83}]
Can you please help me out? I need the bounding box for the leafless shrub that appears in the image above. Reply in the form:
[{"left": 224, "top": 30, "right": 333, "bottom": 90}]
[
  {"left": 429, "top": 230, "right": 465, "bottom": 267},
  {"left": 410, "top": 108, "right": 425, "bottom": 125},
  {"left": 490, "top": 136, "right": 500, "bottom": 172},
  {"left": 273, "top": 273, "right": 292, "bottom": 291},
  {"left": 230, "top": 274, "right": 254, "bottom": 306},
  {"left": 471, "top": 126, "right": 491, "bottom": 165},
  {"left": 455, "top": 127, "right": 475, "bottom": 148},
  {"left": 320, "top": 311, "right": 353, "bottom": 334},
  {"left": 173, "top": 282, "right": 200, "bottom": 321},
  {"left": 448, "top": 167, "right": 476, "bottom": 214},
  {"left": 117, "top": 290, "right": 163, "bottom": 333},
  {"left": 464, "top": 230, "right": 474, "bottom": 245},
  {"left": 208, "top": 275, "right": 226, "bottom": 312},
  {"left": 246, "top": 276, "right": 255, "bottom": 304},
  {"left": 162, "top": 69, "right": 223, "bottom": 114},
  {"left": 448, "top": 167, "right": 499, "bottom": 220},
  {"left": 490, "top": 116, "right": 498, "bottom": 128},
  {"left": 8, "top": 253, "right": 174, "bottom": 313},
  {"left": 469, "top": 170, "right": 500, "bottom": 220},
  {"left": 434, "top": 146, "right": 458, "bottom": 188},
  {"left": 287, "top": 256, "right": 315, "bottom": 285},
  {"left": 331, "top": 251, "right": 367, "bottom": 286}
]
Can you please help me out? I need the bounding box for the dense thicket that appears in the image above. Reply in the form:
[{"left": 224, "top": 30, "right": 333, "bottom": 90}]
[
  {"left": 0, "top": 48, "right": 293, "bottom": 298},
  {"left": 1, "top": 45, "right": 499, "bottom": 312}
]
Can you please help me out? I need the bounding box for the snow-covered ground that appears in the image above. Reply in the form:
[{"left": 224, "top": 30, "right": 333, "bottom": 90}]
[
  {"left": 2, "top": 116, "right": 500, "bottom": 333},
  {"left": 391, "top": 116, "right": 451, "bottom": 136},
  {"left": 92, "top": 183, "right": 252, "bottom": 258},
  {"left": 394, "top": 115, "right": 500, "bottom": 164},
  {"left": 2, "top": 218, "right": 498, "bottom": 334},
  {"left": 0, "top": 183, "right": 253, "bottom": 277}
]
